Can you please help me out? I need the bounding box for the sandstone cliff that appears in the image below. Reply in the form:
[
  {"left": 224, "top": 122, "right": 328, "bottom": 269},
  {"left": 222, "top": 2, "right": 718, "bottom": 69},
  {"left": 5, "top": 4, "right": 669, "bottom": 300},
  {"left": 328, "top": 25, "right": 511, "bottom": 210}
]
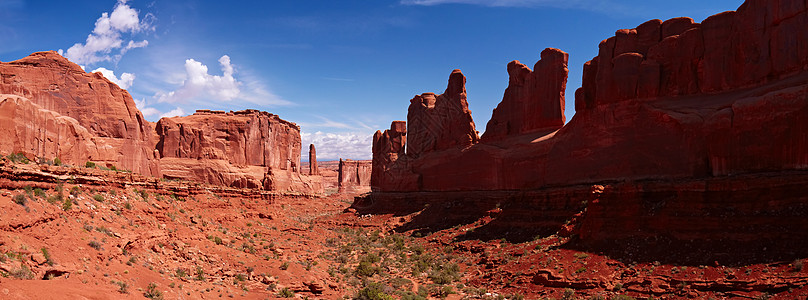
[
  {"left": 0, "top": 52, "right": 321, "bottom": 194},
  {"left": 0, "top": 51, "right": 158, "bottom": 175},
  {"left": 337, "top": 159, "right": 371, "bottom": 194},
  {"left": 155, "top": 110, "right": 322, "bottom": 193}
]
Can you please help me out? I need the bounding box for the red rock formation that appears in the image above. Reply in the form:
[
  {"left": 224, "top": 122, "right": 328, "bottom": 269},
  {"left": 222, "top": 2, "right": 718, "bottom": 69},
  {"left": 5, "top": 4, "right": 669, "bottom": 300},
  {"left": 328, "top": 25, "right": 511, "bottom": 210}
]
[
  {"left": 483, "top": 48, "right": 568, "bottom": 141},
  {"left": 373, "top": 0, "right": 808, "bottom": 193},
  {"left": 575, "top": 0, "right": 808, "bottom": 110},
  {"left": 309, "top": 144, "right": 319, "bottom": 175},
  {"left": 0, "top": 51, "right": 158, "bottom": 175},
  {"left": 0, "top": 94, "right": 99, "bottom": 163},
  {"left": 406, "top": 70, "right": 479, "bottom": 157},
  {"left": 371, "top": 121, "right": 417, "bottom": 191},
  {"left": 337, "top": 159, "right": 371, "bottom": 194},
  {"left": 155, "top": 110, "right": 322, "bottom": 193}
]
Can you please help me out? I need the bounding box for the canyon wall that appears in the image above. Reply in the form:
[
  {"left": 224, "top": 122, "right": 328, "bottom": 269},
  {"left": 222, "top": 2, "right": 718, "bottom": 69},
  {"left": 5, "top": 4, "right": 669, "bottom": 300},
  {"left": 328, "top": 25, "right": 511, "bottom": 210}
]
[
  {"left": 0, "top": 51, "right": 158, "bottom": 176},
  {"left": 155, "top": 110, "right": 322, "bottom": 193},
  {"left": 368, "top": 0, "right": 808, "bottom": 242},
  {"left": 337, "top": 159, "right": 371, "bottom": 194},
  {"left": 0, "top": 52, "right": 321, "bottom": 194}
]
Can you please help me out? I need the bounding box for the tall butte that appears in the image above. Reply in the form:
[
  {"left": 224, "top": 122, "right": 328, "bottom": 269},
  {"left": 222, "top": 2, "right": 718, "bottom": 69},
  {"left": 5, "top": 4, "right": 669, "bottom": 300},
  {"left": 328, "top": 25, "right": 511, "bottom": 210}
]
[{"left": 0, "top": 51, "right": 158, "bottom": 176}]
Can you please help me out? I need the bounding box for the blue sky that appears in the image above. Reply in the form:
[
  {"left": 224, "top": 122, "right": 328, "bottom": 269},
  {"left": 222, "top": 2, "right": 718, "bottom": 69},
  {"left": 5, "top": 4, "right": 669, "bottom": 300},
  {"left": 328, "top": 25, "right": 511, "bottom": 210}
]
[{"left": 0, "top": 0, "right": 744, "bottom": 160}]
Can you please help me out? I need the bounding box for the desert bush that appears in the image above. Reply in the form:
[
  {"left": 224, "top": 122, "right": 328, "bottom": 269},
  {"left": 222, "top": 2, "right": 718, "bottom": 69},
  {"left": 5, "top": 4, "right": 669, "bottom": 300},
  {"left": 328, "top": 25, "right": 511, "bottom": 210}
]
[
  {"left": 280, "top": 261, "right": 289, "bottom": 270},
  {"left": 793, "top": 259, "right": 804, "bottom": 272},
  {"left": 88, "top": 240, "right": 102, "bottom": 250},
  {"left": 276, "top": 287, "right": 295, "bottom": 298},
  {"left": 62, "top": 197, "right": 72, "bottom": 211},
  {"left": 354, "top": 282, "right": 394, "bottom": 300},
  {"left": 53, "top": 157, "right": 61, "bottom": 166},
  {"left": 85, "top": 161, "right": 96, "bottom": 168},
  {"left": 93, "top": 194, "right": 104, "bottom": 202},
  {"left": 33, "top": 188, "right": 45, "bottom": 199},
  {"left": 13, "top": 194, "right": 26, "bottom": 206},
  {"left": 7, "top": 153, "right": 30, "bottom": 164},
  {"left": 144, "top": 282, "right": 163, "bottom": 299},
  {"left": 114, "top": 280, "right": 129, "bottom": 294},
  {"left": 10, "top": 265, "right": 33, "bottom": 279}
]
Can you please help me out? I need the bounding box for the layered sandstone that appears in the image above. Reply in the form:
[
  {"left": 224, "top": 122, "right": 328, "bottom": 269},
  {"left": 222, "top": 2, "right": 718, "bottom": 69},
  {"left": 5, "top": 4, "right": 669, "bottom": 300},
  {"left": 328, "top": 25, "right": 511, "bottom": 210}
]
[
  {"left": 407, "top": 70, "right": 479, "bottom": 157},
  {"left": 155, "top": 110, "right": 322, "bottom": 193},
  {"left": 0, "top": 51, "right": 158, "bottom": 175},
  {"left": 483, "top": 48, "right": 568, "bottom": 141},
  {"left": 309, "top": 144, "right": 319, "bottom": 175},
  {"left": 337, "top": 159, "right": 371, "bottom": 194}
]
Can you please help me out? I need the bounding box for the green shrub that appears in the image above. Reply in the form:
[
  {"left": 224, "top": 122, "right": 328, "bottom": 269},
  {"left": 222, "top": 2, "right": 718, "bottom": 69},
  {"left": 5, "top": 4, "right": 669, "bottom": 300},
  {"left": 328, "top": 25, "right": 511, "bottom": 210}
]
[
  {"left": 354, "top": 282, "right": 394, "bottom": 300},
  {"left": 88, "top": 240, "right": 102, "bottom": 250},
  {"left": 277, "top": 287, "right": 294, "bottom": 298},
  {"left": 115, "top": 280, "right": 129, "bottom": 294},
  {"left": 93, "top": 194, "right": 104, "bottom": 202},
  {"left": 280, "top": 261, "right": 289, "bottom": 270},
  {"left": 85, "top": 161, "right": 96, "bottom": 168},
  {"left": 7, "top": 153, "right": 30, "bottom": 164},
  {"left": 13, "top": 194, "right": 26, "bottom": 206},
  {"left": 144, "top": 282, "right": 163, "bottom": 299},
  {"left": 62, "top": 197, "right": 72, "bottom": 211},
  {"left": 33, "top": 188, "right": 45, "bottom": 199},
  {"left": 53, "top": 157, "right": 61, "bottom": 166}
]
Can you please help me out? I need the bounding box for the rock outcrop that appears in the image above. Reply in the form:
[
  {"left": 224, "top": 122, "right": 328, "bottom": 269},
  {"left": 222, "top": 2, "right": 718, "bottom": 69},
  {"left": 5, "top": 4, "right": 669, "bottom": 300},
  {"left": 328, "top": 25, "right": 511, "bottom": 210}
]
[
  {"left": 483, "top": 48, "right": 568, "bottom": 141},
  {"left": 309, "top": 144, "right": 319, "bottom": 175},
  {"left": 155, "top": 110, "right": 322, "bottom": 193},
  {"left": 0, "top": 51, "right": 158, "bottom": 175},
  {"left": 369, "top": 0, "right": 808, "bottom": 243},
  {"left": 406, "top": 70, "right": 479, "bottom": 158},
  {"left": 337, "top": 159, "right": 371, "bottom": 194},
  {"left": 0, "top": 52, "right": 321, "bottom": 194}
]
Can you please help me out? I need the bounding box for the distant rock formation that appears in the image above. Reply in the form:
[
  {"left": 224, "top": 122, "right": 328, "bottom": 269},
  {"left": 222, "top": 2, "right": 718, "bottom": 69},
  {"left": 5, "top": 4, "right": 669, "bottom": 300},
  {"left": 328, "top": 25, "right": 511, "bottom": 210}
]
[
  {"left": 337, "top": 159, "right": 371, "bottom": 194},
  {"left": 155, "top": 110, "right": 321, "bottom": 193},
  {"left": 0, "top": 51, "right": 158, "bottom": 175},
  {"left": 309, "top": 144, "right": 319, "bottom": 175}
]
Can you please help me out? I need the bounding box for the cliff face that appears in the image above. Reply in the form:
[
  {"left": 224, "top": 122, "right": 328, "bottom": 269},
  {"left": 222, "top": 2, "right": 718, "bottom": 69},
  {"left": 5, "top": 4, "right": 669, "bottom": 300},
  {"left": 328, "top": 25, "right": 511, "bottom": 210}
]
[
  {"left": 0, "top": 52, "right": 321, "bottom": 194},
  {"left": 369, "top": 0, "right": 808, "bottom": 242},
  {"left": 337, "top": 159, "right": 371, "bottom": 194},
  {"left": 0, "top": 51, "right": 158, "bottom": 175},
  {"left": 155, "top": 110, "right": 321, "bottom": 193}
]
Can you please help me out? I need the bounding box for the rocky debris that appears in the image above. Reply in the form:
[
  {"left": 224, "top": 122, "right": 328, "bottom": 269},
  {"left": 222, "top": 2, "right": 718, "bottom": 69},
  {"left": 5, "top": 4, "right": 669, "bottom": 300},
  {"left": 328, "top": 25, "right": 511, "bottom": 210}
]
[
  {"left": 0, "top": 51, "right": 158, "bottom": 176},
  {"left": 337, "top": 159, "right": 371, "bottom": 194},
  {"left": 406, "top": 69, "right": 480, "bottom": 158},
  {"left": 483, "top": 48, "right": 568, "bottom": 141}
]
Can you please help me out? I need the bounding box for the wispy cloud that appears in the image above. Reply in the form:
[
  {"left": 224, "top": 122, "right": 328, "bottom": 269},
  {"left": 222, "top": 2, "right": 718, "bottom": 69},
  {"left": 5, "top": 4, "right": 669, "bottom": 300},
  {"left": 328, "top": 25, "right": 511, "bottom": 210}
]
[
  {"left": 59, "top": 0, "right": 154, "bottom": 66},
  {"left": 301, "top": 131, "right": 373, "bottom": 161}
]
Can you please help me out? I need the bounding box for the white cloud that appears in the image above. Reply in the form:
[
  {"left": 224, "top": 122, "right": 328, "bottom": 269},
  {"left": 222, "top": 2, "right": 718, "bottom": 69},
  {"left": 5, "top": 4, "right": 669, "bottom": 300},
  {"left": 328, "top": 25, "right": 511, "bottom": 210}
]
[
  {"left": 156, "top": 55, "right": 241, "bottom": 103},
  {"left": 92, "top": 67, "right": 135, "bottom": 89},
  {"left": 159, "top": 107, "right": 186, "bottom": 119},
  {"left": 301, "top": 131, "right": 373, "bottom": 161},
  {"left": 133, "top": 98, "right": 160, "bottom": 117},
  {"left": 58, "top": 0, "right": 153, "bottom": 65}
]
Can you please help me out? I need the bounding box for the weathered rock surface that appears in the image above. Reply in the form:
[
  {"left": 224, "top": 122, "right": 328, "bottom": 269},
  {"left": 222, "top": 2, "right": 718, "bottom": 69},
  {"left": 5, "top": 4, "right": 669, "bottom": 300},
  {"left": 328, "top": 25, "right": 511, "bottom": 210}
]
[
  {"left": 406, "top": 70, "right": 479, "bottom": 158},
  {"left": 155, "top": 110, "right": 322, "bottom": 193},
  {"left": 337, "top": 159, "right": 371, "bottom": 194},
  {"left": 483, "top": 48, "right": 568, "bottom": 141},
  {"left": 371, "top": 121, "right": 416, "bottom": 191},
  {"left": 0, "top": 51, "right": 158, "bottom": 175},
  {"left": 370, "top": 0, "right": 808, "bottom": 243},
  {"left": 575, "top": 0, "right": 808, "bottom": 110}
]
